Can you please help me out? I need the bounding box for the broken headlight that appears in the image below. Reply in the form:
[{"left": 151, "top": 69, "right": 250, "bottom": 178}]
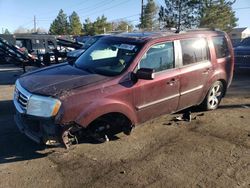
[{"left": 26, "top": 95, "right": 61, "bottom": 118}]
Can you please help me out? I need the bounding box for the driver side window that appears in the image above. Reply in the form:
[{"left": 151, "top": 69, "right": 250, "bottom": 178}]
[{"left": 139, "top": 42, "right": 174, "bottom": 72}]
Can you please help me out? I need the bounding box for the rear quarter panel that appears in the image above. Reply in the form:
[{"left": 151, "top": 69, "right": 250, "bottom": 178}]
[{"left": 198, "top": 34, "right": 234, "bottom": 104}]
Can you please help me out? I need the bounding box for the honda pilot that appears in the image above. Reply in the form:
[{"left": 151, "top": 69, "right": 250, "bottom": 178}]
[{"left": 13, "top": 30, "right": 234, "bottom": 148}]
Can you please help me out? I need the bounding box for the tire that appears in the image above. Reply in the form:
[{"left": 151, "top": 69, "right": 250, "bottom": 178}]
[{"left": 201, "top": 81, "right": 224, "bottom": 110}]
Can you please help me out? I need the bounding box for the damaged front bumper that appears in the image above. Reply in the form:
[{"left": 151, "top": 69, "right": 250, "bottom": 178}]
[{"left": 14, "top": 112, "right": 62, "bottom": 146}]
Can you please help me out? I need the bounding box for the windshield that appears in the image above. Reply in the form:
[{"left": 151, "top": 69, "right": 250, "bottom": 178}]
[
  {"left": 74, "top": 38, "right": 141, "bottom": 76},
  {"left": 240, "top": 37, "right": 250, "bottom": 46},
  {"left": 83, "top": 36, "right": 102, "bottom": 49}
]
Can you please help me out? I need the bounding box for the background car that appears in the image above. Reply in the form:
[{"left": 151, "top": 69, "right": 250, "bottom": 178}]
[{"left": 234, "top": 37, "right": 250, "bottom": 70}]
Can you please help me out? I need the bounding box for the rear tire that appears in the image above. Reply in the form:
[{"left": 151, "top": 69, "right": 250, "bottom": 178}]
[{"left": 201, "top": 81, "right": 224, "bottom": 110}]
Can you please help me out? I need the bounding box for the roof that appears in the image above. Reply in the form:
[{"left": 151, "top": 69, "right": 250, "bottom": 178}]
[
  {"left": 114, "top": 31, "right": 176, "bottom": 42},
  {"left": 100, "top": 29, "right": 225, "bottom": 44},
  {"left": 115, "top": 29, "right": 222, "bottom": 39},
  {"left": 230, "top": 27, "right": 248, "bottom": 33}
]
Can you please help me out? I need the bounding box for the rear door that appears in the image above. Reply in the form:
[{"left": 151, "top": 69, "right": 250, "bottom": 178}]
[
  {"left": 177, "top": 37, "right": 212, "bottom": 110},
  {"left": 133, "top": 41, "right": 180, "bottom": 123}
]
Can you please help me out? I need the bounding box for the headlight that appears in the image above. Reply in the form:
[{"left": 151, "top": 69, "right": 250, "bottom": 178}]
[{"left": 26, "top": 95, "right": 61, "bottom": 117}]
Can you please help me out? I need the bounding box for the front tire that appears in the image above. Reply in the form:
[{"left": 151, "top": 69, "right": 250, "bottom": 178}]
[{"left": 201, "top": 81, "right": 224, "bottom": 110}]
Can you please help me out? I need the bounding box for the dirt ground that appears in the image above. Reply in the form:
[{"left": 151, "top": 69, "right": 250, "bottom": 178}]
[{"left": 0, "top": 65, "right": 249, "bottom": 188}]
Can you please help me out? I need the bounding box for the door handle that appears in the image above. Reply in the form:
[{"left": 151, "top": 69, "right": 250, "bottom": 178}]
[
  {"left": 202, "top": 68, "right": 212, "bottom": 75},
  {"left": 167, "top": 78, "right": 177, "bottom": 86}
]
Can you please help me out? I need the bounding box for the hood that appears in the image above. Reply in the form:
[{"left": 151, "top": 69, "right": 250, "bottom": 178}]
[
  {"left": 234, "top": 45, "right": 250, "bottom": 54},
  {"left": 19, "top": 63, "right": 111, "bottom": 97}
]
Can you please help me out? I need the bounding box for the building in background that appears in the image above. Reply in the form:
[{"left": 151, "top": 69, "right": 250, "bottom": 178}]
[{"left": 229, "top": 27, "right": 250, "bottom": 46}]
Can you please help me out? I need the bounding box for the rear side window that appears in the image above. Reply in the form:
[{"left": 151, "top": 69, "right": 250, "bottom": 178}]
[
  {"left": 180, "top": 38, "right": 208, "bottom": 66},
  {"left": 212, "top": 36, "right": 229, "bottom": 58},
  {"left": 139, "top": 42, "right": 174, "bottom": 72}
]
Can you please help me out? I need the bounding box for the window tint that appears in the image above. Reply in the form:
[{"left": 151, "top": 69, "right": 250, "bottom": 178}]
[
  {"left": 139, "top": 42, "right": 174, "bottom": 72},
  {"left": 180, "top": 38, "right": 208, "bottom": 65},
  {"left": 212, "top": 36, "right": 229, "bottom": 58}
]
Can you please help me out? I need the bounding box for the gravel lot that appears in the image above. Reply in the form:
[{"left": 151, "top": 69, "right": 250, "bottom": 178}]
[{"left": 0, "top": 65, "right": 249, "bottom": 188}]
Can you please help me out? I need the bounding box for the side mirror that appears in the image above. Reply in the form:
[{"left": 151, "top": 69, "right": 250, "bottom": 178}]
[{"left": 136, "top": 68, "right": 155, "bottom": 80}]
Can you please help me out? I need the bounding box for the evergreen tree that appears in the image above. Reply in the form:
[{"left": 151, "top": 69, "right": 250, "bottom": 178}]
[
  {"left": 84, "top": 15, "right": 112, "bottom": 35},
  {"left": 3, "top": 29, "right": 11, "bottom": 34},
  {"left": 69, "top": 11, "right": 82, "bottom": 35},
  {"left": 83, "top": 18, "right": 95, "bottom": 35},
  {"left": 49, "top": 9, "right": 69, "bottom": 35},
  {"left": 159, "top": 0, "right": 200, "bottom": 31},
  {"left": 93, "top": 15, "right": 112, "bottom": 35},
  {"left": 140, "top": 0, "right": 158, "bottom": 30},
  {"left": 115, "top": 21, "right": 133, "bottom": 32},
  {"left": 199, "top": 0, "right": 238, "bottom": 32}
]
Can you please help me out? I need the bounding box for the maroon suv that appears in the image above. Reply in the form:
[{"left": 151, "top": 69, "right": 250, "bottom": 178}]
[{"left": 13, "top": 30, "right": 234, "bottom": 148}]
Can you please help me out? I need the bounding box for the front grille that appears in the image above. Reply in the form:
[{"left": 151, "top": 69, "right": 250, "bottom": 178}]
[
  {"left": 17, "top": 89, "right": 28, "bottom": 110},
  {"left": 14, "top": 80, "right": 31, "bottom": 113}
]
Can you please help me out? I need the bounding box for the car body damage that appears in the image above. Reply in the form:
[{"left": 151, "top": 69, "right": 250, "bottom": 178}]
[{"left": 13, "top": 30, "right": 234, "bottom": 148}]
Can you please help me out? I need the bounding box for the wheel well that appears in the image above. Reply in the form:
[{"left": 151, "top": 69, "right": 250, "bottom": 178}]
[
  {"left": 218, "top": 79, "right": 227, "bottom": 97},
  {"left": 88, "top": 112, "right": 132, "bottom": 129}
]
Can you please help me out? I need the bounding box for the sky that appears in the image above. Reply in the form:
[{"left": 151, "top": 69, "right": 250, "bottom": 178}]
[{"left": 0, "top": 0, "right": 249, "bottom": 33}]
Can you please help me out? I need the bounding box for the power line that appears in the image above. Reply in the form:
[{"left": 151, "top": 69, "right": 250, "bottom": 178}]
[
  {"left": 37, "top": 0, "right": 114, "bottom": 21},
  {"left": 80, "top": 0, "right": 133, "bottom": 18},
  {"left": 20, "top": 0, "right": 139, "bottom": 29},
  {"left": 77, "top": 0, "right": 114, "bottom": 13},
  {"left": 20, "top": 20, "right": 33, "bottom": 27},
  {"left": 233, "top": 7, "right": 250, "bottom": 10},
  {"left": 38, "top": 0, "right": 93, "bottom": 19}
]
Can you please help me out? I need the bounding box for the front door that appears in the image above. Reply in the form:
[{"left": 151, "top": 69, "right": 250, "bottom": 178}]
[{"left": 133, "top": 41, "right": 180, "bottom": 123}]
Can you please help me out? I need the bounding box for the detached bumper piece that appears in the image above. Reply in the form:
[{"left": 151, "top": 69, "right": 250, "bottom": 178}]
[{"left": 14, "top": 112, "right": 61, "bottom": 146}]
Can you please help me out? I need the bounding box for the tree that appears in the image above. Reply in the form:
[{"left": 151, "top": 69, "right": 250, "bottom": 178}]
[
  {"left": 93, "top": 15, "right": 112, "bottom": 35},
  {"left": 113, "top": 20, "right": 133, "bottom": 32},
  {"left": 199, "top": 0, "right": 238, "bottom": 32},
  {"left": 83, "top": 18, "right": 95, "bottom": 35},
  {"left": 69, "top": 11, "right": 82, "bottom": 35},
  {"left": 83, "top": 15, "right": 112, "bottom": 35},
  {"left": 49, "top": 9, "right": 69, "bottom": 35},
  {"left": 159, "top": 0, "right": 200, "bottom": 31},
  {"left": 14, "top": 26, "right": 30, "bottom": 34},
  {"left": 140, "top": 0, "right": 158, "bottom": 30},
  {"left": 36, "top": 27, "right": 47, "bottom": 34},
  {"left": 3, "top": 29, "right": 11, "bottom": 34}
]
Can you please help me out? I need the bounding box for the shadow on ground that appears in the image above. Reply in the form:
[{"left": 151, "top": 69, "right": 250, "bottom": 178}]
[
  {"left": 0, "top": 100, "right": 53, "bottom": 164},
  {"left": 0, "top": 99, "right": 120, "bottom": 164}
]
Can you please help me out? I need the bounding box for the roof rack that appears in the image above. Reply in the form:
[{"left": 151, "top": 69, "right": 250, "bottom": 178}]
[{"left": 180, "top": 28, "right": 221, "bottom": 33}]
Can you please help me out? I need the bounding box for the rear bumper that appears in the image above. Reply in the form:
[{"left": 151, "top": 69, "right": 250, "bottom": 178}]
[{"left": 14, "top": 112, "right": 62, "bottom": 145}]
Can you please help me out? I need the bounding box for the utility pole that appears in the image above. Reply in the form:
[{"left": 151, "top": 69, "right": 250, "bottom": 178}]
[
  {"left": 34, "top": 15, "right": 37, "bottom": 32},
  {"left": 177, "top": 0, "right": 181, "bottom": 32},
  {"left": 141, "top": 0, "right": 144, "bottom": 29}
]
